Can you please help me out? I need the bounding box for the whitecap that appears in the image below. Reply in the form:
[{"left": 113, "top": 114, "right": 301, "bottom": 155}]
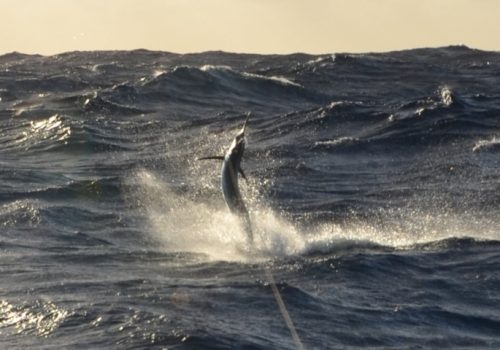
[
  {"left": 473, "top": 136, "right": 500, "bottom": 152},
  {"left": 242, "top": 71, "right": 303, "bottom": 87},
  {"left": 439, "top": 86, "right": 455, "bottom": 107},
  {"left": 314, "top": 137, "right": 359, "bottom": 147}
]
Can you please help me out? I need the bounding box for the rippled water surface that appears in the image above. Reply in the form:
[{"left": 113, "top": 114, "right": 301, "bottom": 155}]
[{"left": 1, "top": 46, "right": 499, "bottom": 349}]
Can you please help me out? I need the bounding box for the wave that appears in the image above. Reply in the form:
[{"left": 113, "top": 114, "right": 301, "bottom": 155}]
[
  {"left": 140, "top": 64, "right": 321, "bottom": 109},
  {"left": 6, "top": 75, "right": 90, "bottom": 95},
  {"left": 0, "top": 112, "right": 153, "bottom": 155},
  {"left": 0, "top": 114, "right": 71, "bottom": 152},
  {"left": 473, "top": 136, "right": 500, "bottom": 152},
  {"left": 251, "top": 87, "right": 490, "bottom": 156},
  {"left": 82, "top": 92, "right": 149, "bottom": 116}
]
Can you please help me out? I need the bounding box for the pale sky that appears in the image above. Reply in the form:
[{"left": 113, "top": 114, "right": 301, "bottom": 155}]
[{"left": 2, "top": 0, "right": 500, "bottom": 55}]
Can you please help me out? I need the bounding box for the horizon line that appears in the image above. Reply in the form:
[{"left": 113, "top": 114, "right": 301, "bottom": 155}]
[{"left": 1, "top": 44, "right": 498, "bottom": 59}]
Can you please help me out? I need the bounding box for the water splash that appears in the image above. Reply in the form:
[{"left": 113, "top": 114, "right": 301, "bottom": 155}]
[
  {"left": 130, "top": 170, "right": 499, "bottom": 263},
  {"left": 131, "top": 169, "right": 251, "bottom": 261}
]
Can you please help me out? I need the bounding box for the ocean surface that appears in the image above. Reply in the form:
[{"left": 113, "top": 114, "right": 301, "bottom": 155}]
[{"left": 0, "top": 46, "right": 499, "bottom": 349}]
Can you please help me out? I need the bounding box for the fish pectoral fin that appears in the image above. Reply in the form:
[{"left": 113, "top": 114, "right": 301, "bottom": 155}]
[
  {"left": 197, "top": 156, "right": 225, "bottom": 161},
  {"left": 238, "top": 166, "right": 248, "bottom": 182}
]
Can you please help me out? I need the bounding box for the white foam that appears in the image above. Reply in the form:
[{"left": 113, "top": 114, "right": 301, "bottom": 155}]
[
  {"left": 439, "top": 86, "right": 454, "bottom": 106},
  {"left": 242, "top": 72, "right": 303, "bottom": 87},
  {"left": 152, "top": 69, "right": 166, "bottom": 78},
  {"left": 305, "top": 56, "right": 330, "bottom": 66},
  {"left": 167, "top": 64, "right": 303, "bottom": 88},
  {"left": 314, "top": 137, "right": 359, "bottom": 147},
  {"left": 473, "top": 136, "right": 499, "bottom": 152},
  {"left": 132, "top": 169, "right": 308, "bottom": 261},
  {"left": 199, "top": 64, "right": 233, "bottom": 72},
  {"left": 130, "top": 170, "right": 500, "bottom": 262}
]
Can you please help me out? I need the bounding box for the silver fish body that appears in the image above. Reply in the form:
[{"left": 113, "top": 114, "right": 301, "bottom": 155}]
[
  {"left": 220, "top": 128, "right": 252, "bottom": 241},
  {"left": 198, "top": 115, "right": 253, "bottom": 241}
]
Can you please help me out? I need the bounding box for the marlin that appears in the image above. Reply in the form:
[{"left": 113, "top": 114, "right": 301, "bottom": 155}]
[
  {"left": 200, "top": 116, "right": 305, "bottom": 349},
  {"left": 198, "top": 114, "right": 253, "bottom": 242}
]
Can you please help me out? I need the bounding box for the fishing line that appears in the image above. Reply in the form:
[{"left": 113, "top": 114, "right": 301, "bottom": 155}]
[{"left": 263, "top": 266, "right": 305, "bottom": 350}]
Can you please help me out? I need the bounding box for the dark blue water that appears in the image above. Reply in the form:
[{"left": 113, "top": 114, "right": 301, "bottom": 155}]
[{"left": 1, "top": 46, "right": 499, "bottom": 349}]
